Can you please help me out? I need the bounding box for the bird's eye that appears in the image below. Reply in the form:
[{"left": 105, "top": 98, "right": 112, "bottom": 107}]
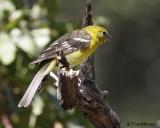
[
  {"left": 98, "top": 31, "right": 110, "bottom": 39},
  {"left": 103, "top": 31, "right": 107, "bottom": 36},
  {"left": 101, "top": 31, "right": 112, "bottom": 41}
]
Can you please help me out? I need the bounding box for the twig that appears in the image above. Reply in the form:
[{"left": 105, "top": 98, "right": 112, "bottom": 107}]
[{"left": 1, "top": 113, "right": 12, "bottom": 128}]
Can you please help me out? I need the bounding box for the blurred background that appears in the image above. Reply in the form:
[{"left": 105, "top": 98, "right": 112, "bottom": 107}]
[{"left": 0, "top": 0, "right": 160, "bottom": 128}]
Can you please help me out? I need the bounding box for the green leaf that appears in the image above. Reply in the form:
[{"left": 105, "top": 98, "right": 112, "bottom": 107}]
[{"left": 0, "top": 32, "right": 17, "bottom": 65}]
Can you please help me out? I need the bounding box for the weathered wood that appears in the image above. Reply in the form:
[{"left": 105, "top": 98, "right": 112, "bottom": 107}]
[{"left": 56, "top": 51, "right": 79, "bottom": 110}]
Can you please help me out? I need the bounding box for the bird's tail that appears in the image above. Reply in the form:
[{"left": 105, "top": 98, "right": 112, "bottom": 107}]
[{"left": 18, "top": 60, "right": 56, "bottom": 107}]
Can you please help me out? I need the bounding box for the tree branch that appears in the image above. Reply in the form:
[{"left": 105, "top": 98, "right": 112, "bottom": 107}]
[
  {"left": 56, "top": 51, "right": 79, "bottom": 110},
  {"left": 56, "top": 0, "right": 120, "bottom": 128}
]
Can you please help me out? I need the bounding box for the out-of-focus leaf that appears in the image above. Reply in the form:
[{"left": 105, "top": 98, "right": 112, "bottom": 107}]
[
  {"left": 10, "top": 28, "right": 38, "bottom": 56},
  {"left": 31, "top": 28, "right": 51, "bottom": 49},
  {"left": 31, "top": 4, "right": 43, "bottom": 19},
  {"left": 0, "top": 0, "right": 15, "bottom": 12},
  {"left": 46, "top": 86, "right": 57, "bottom": 97},
  {"left": 9, "top": 10, "right": 23, "bottom": 22},
  {"left": 0, "top": 32, "right": 17, "bottom": 65},
  {"left": 93, "top": 16, "right": 110, "bottom": 26},
  {"left": 32, "top": 95, "right": 44, "bottom": 116},
  {"left": 5, "top": 11, "right": 27, "bottom": 32},
  {"left": 28, "top": 96, "right": 44, "bottom": 128},
  {"left": 0, "top": 11, "right": 4, "bottom": 21}
]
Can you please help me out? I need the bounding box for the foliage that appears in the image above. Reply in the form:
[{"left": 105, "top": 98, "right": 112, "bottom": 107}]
[{"left": 0, "top": 0, "right": 94, "bottom": 127}]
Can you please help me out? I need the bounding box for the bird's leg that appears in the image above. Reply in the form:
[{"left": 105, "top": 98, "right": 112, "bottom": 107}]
[
  {"left": 50, "top": 72, "right": 59, "bottom": 87},
  {"left": 49, "top": 72, "right": 58, "bottom": 81}
]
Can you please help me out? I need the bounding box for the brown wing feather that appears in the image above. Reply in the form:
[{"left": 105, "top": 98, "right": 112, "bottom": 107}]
[{"left": 32, "top": 30, "right": 91, "bottom": 64}]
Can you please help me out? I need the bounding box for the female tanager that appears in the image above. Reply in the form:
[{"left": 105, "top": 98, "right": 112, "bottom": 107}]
[{"left": 18, "top": 25, "right": 111, "bottom": 107}]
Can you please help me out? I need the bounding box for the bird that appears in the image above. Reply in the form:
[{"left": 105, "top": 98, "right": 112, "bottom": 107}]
[{"left": 18, "top": 25, "right": 111, "bottom": 107}]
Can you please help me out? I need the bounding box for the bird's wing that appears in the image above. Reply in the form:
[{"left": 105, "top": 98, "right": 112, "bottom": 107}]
[{"left": 32, "top": 30, "right": 91, "bottom": 64}]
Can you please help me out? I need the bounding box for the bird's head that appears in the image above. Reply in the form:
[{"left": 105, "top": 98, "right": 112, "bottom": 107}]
[{"left": 83, "top": 25, "right": 112, "bottom": 44}]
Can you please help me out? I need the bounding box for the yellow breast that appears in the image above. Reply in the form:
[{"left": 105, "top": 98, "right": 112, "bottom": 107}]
[{"left": 66, "top": 39, "right": 98, "bottom": 68}]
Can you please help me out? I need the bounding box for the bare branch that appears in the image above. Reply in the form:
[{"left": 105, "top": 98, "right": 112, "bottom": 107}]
[{"left": 56, "top": 51, "right": 79, "bottom": 110}]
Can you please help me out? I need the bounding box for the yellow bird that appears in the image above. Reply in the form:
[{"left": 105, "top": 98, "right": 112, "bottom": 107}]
[{"left": 18, "top": 25, "right": 111, "bottom": 107}]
